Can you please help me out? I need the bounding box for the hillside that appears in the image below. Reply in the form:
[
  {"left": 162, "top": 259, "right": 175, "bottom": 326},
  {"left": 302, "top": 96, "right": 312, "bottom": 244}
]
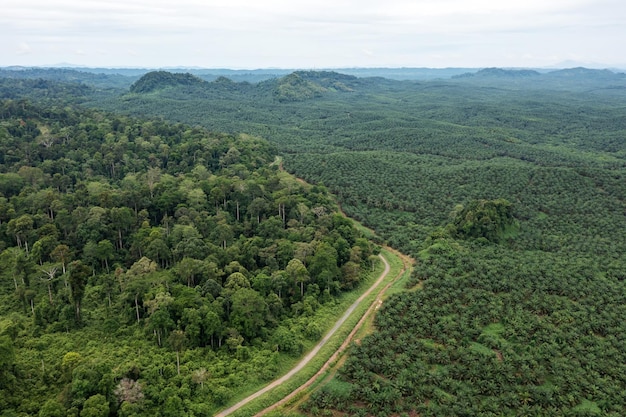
[
  {"left": 0, "top": 67, "right": 139, "bottom": 89},
  {"left": 129, "top": 71, "right": 207, "bottom": 93},
  {"left": 0, "top": 99, "right": 378, "bottom": 416},
  {"left": 453, "top": 67, "right": 541, "bottom": 78},
  {"left": 126, "top": 69, "right": 361, "bottom": 103}
]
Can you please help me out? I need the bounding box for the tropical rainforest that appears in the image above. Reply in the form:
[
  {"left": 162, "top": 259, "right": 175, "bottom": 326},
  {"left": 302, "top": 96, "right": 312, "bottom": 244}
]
[
  {"left": 2, "top": 65, "right": 626, "bottom": 416},
  {"left": 0, "top": 96, "right": 377, "bottom": 416}
]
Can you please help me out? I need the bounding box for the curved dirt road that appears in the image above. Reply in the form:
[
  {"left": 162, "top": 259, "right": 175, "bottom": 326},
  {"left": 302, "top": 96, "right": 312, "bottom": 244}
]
[{"left": 214, "top": 253, "right": 391, "bottom": 417}]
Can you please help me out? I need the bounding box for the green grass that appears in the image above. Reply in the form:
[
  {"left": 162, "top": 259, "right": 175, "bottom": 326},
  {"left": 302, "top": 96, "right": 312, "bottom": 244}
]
[
  {"left": 381, "top": 254, "right": 412, "bottom": 297},
  {"left": 482, "top": 322, "right": 505, "bottom": 337},
  {"left": 469, "top": 342, "right": 496, "bottom": 357},
  {"left": 572, "top": 399, "right": 601, "bottom": 414}
]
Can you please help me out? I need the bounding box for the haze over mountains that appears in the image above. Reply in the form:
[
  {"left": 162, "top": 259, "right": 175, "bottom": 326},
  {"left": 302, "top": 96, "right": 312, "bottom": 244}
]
[{"left": 2, "top": 65, "right": 625, "bottom": 83}]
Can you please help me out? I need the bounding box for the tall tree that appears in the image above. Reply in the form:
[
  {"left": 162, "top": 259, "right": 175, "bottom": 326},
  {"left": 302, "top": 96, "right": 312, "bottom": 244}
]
[
  {"left": 109, "top": 206, "right": 135, "bottom": 250},
  {"left": 230, "top": 288, "right": 268, "bottom": 340},
  {"left": 50, "top": 244, "right": 71, "bottom": 275},
  {"left": 7, "top": 214, "right": 34, "bottom": 251},
  {"left": 68, "top": 260, "right": 90, "bottom": 322},
  {"left": 286, "top": 258, "right": 309, "bottom": 297},
  {"left": 39, "top": 264, "right": 58, "bottom": 304},
  {"left": 168, "top": 330, "right": 187, "bottom": 375}
]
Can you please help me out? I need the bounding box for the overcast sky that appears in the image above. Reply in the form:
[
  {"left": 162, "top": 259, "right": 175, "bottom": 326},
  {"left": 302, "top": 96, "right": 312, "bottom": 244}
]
[{"left": 2, "top": 0, "right": 625, "bottom": 69}]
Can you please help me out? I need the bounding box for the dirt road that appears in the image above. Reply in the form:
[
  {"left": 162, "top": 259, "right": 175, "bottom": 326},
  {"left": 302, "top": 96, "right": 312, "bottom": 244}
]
[{"left": 214, "top": 253, "right": 391, "bottom": 417}]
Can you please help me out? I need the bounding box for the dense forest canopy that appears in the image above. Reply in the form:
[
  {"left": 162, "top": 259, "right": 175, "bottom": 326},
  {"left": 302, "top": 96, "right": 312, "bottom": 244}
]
[
  {"left": 2, "top": 66, "right": 626, "bottom": 416},
  {"left": 0, "top": 98, "right": 377, "bottom": 416}
]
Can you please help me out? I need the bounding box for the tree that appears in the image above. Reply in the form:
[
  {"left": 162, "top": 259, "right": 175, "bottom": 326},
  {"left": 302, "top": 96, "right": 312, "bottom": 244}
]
[
  {"left": 450, "top": 198, "right": 517, "bottom": 242},
  {"left": 220, "top": 146, "right": 241, "bottom": 167},
  {"left": 309, "top": 243, "right": 340, "bottom": 292},
  {"left": 231, "top": 178, "right": 248, "bottom": 221},
  {"left": 109, "top": 206, "right": 135, "bottom": 249},
  {"left": 61, "top": 351, "right": 82, "bottom": 381},
  {"left": 341, "top": 261, "right": 361, "bottom": 290},
  {"left": 186, "top": 187, "right": 207, "bottom": 211},
  {"left": 12, "top": 248, "right": 34, "bottom": 287},
  {"left": 271, "top": 270, "right": 287, "bottom": 299},
  {"left": 258, "top": 216, "right": 284, "bottom": 240},
  {"left": 146, "top": 237, "right": 171, "bottom": 268},
  {"left": 271, "top": 325, "right": 302, "bottom": 354},
  {"left": 214, "top": 221, "right": 233, "bottom": 249},
  {"left": 0, "top": 172, "right": 24, "bottom": 197},
  {"left": 69, "top": 260, "right": 90, "bottom": 322},
  {"left": 96, "top": 240, "right": 115, "bottom": 273},
  {"left": 82, "top": 240, "right": 100, "bottom": 273},
  {"left": 230, "top": 287, "right": 268, "bottom": 340},
  {"left": 224, "top": 272, "right": 251, "bottom": 290},
  {"left": 77, "top": 206, "right": 108, "bottom": 245},
  {"left": 1, "top": 247, "right": 22, "bottom": 289},
  {"left": 191, "top": 368, "right": 209, "bottom": 389},
  {"left": 31, "top": 235, "right": 59, "bottom": 266},
  {"left": 38, "top": 399, "right": 65, "bottom": 417},
  {"left": 146, "top": 305, "right": 174, "bottom": 347},
  {"left": 80, "top": 394, "right": 109, "bottom": 417},
  {"left": 50, "top": 244, "right": 71, "bottom": 275},
  {"left": 162, "top": 395, "right": 184, "bottom": 417},
  {"left": 168, "top": 329, "right": 187, "bottom": 375},
  {"left": 248, "top": 197, "right": 266, "bottom": 224},
  {"left": 175, "top": 257, "right": 204, "bottom": 287},
  {"left": 120, "top": 173, "right": 147, "bottom": 214},
  {"left": 144, "top": 166, "right": 161, "bottom": 198},
  {"left": 124, "top": 257, "right": 157, "bottom": 323},
  {"left": 0, "top": 335, "right": 15, "bottom": 387},
  {"left": 40, "top": 264, "right": 58, "bottom": 304},
  {"left": 114, "top": 378, "right": 144, "bottom": 405},
  {"left": 286, "top": 258, "right": 309, "bottom": 297},
  {"left": 204, "top": 309, "right": 223, "bottom": 348},
  {"left": 7, "top": 213, "right": 34, "bottom": 251}
]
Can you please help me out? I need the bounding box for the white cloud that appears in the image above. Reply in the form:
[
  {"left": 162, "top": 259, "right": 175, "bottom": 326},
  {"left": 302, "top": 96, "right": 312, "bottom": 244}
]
[
  {"left": 1, "top": 0, "right": 626, "bottom": 67},
  {"left": 16, "top": 42, "right": 32, "bottom": 55}
]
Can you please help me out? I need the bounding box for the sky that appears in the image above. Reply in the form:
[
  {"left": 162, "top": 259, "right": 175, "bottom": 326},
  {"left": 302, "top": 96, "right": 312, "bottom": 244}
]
[{"left": 2, "top": 0, "right": 626, "bottom": 69}]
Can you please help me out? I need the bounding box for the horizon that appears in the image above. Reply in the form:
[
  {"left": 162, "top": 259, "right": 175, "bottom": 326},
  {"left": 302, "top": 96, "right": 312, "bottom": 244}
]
[{"left": 2, "top": 63, "right": 626, "bottom": 72}]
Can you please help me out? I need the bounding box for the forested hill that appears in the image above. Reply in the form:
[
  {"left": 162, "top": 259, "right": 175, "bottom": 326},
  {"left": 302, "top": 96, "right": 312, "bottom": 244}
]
[
  {"left": 128, "top": 70, "right": 363, "bottom": 102},
  {"left": 448, "top": 68, "right": 626, "bottom": 96},
  {"left": 453, "top": 67, "right": 542, "bottom": 78},
  {"left": 0, "top": 68, "right": 139, "bottom": 89},
  {"left": 0, "top": 99, "right": 377, "bottom": 416},
  {"left": 129, "top": 71, "right": 207, "bottom": 93}
]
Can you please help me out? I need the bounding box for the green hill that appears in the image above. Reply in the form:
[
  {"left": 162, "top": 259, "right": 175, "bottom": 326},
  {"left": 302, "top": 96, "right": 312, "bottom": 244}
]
[
  {"left": 0, "top": 99, "right": 378, "bottom": 416},
  {"left": 129, "top": 71, "right": 207, "bottom": 93},
  {"left": 454, "top": 67, "right": 541, "bottom": 78}
]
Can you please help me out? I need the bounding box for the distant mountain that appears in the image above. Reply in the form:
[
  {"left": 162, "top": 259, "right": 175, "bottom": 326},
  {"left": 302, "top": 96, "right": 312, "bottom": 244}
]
[
  {"left": 447, "top": 66, "right": 626, "bottom": 91},
  {"left": 0, "top": 66, "right": 489, "bottom": 84},
  {"left": 453, "top": 68, "right": 541, "bottom": 79},
  {"left": 127, "top": 70, "right": 361, "bottom": 102},
  {"left": 293, "top": 70, "right": 358, "bottom": 90},
  {"left": 0, "top": 67, "right": 138, "bottom": 89},
  {"left": 544, "top": 67, "right": 626, "bottom": 80},
  {"left": 272, "top": 71, "right": 359, "bottom": 102},
  {"left": 547, "top": 60, "right": 618, "bottom": 70},
  {"left": 335, "top": 67, "right": 478, "bottom": 80},
  {"left": 129, "top": 71, "right": 207, "bottom": 93},
  {"left": 0, "top": 77, "right": 93, "bottom": 101}
]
